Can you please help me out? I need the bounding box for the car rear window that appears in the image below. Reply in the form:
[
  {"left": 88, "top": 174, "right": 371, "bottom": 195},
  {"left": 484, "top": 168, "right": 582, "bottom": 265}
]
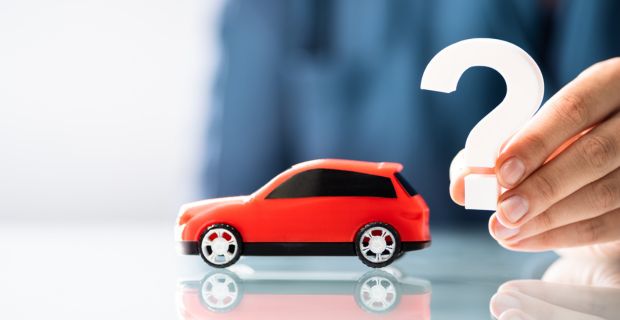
[{"left": 395, "top": 172, "right": 418, "bottom": 196}]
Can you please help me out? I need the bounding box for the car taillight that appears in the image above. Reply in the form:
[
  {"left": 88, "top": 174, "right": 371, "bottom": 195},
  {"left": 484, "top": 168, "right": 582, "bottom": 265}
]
[{"left": 412, "top": 195, "right": 429, "bottom": 212}]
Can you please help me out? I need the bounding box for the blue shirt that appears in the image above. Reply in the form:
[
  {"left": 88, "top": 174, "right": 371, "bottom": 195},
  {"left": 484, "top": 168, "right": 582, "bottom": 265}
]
[{"left": 204, "top": 0, "right": 620, "bottom": 227}]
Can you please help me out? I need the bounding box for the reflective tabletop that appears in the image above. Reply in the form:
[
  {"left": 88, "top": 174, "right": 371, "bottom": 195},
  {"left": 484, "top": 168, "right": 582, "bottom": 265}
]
[{"left": 1, "top": 222, "right": 618, "bottom": 319}]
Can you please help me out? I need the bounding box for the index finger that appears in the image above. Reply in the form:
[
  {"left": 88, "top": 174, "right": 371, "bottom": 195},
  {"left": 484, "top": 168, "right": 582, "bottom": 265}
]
[{"left": 496, "top": 58, "right": 620, "bottom": 188}]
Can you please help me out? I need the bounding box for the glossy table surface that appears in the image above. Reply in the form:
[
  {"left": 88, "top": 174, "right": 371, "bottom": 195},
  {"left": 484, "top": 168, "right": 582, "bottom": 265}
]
[{"left": 1, "top": 221, "right": 618, "bottom": 319}]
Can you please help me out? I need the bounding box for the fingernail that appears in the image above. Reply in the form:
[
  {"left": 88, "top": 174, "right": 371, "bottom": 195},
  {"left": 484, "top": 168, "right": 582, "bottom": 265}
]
[
  {"left": 492, "top": 293, "right": 521, "bottom": 314},
  {"left": 500, "top": 195, "right": 529, "bottom": 223},
  {"left": 499, "top": 157, "right": 525, "bottom": 187},
  {"left": 494, "top": 222, "right": 520, "bottom": 239}
]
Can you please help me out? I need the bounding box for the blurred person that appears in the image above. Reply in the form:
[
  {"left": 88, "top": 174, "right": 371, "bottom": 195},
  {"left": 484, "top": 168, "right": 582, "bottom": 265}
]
[{"left": 203, "top": 0, "right": 620, "bottom": 254}]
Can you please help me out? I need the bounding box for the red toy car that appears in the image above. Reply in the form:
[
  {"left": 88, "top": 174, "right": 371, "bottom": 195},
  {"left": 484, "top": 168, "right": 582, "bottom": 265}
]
[{"left": 176, "top": 159, "right": 430, "bottom": 268}]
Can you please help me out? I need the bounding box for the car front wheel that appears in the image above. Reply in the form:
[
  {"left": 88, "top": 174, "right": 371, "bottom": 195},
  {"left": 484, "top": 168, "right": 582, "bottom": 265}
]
[
  {"left": 355, "top": 222, "right": 401, "bottom": 268},
  {"left": 199, "top": 224, "right": 242, "bottom": 268}
]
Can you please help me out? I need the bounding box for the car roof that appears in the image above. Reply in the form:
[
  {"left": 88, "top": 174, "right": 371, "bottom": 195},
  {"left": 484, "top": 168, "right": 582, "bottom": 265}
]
[{"left": 291, "top": 159, "right": 403, "bottom": 176}]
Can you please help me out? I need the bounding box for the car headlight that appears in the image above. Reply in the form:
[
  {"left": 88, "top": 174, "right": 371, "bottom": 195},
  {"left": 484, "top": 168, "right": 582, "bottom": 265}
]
[{"left": 174, "top": 223, "right": 186, "bottom": 241}]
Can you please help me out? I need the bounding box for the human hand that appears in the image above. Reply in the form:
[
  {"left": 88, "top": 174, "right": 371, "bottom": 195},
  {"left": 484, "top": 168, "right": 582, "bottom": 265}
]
[
  {"left": 489, "top": 257, "right": 620, "bottom": 319},
  {"left": 450, "top": 58, "right": 620, "bottom": 255}
]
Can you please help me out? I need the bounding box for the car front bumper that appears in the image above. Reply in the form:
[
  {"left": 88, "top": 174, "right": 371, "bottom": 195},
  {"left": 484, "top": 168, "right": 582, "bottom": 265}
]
[{"left": 178, "top": 241, "right": 199, "bottom": 255}]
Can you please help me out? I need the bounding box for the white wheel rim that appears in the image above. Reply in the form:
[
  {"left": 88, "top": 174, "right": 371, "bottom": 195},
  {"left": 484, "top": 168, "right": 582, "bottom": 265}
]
[
  {"left": 201, "top": 273, "right": 239, "bottom": 310},
  {"left": 359, "top": 227, "right": 396, "bottom": 263},
  {"left": 359, "top": 276, "right": 397, "bottom": 312},
  {"left": 202, "top": 228, "right": 238, "bottom": 265}
]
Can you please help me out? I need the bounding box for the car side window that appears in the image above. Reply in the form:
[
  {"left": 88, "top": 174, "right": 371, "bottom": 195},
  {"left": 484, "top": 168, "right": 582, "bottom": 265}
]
[{"left": 266, "top": 169, "right": 396, "bottom": 199}]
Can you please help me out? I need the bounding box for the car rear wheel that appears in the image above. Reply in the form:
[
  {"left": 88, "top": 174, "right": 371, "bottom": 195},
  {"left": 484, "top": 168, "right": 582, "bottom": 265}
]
[
  {"left": 199, "top": 224, "right": 242, "bottom": 268},
  {"left": 355, "top": 223, "right": 401, "bottom": 268}
]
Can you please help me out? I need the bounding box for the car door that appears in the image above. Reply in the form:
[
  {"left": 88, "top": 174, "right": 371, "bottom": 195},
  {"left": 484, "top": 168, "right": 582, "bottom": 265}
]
[
  {"left": 256, "top": 169, "right": 398, "bottom": 243},
  {"left": 255, "top": 169, "right": 333, "bottom": 242}
]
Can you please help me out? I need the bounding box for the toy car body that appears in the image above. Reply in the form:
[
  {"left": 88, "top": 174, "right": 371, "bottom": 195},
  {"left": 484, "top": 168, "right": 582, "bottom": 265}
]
[{"left": 176, "top": 159, "right": 430, "bottom": 268}]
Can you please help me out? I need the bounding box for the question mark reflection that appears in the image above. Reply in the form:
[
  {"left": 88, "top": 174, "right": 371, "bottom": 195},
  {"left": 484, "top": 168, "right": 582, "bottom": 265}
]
[{"left": 491, "top": 257, "right": 620, "bottom": 320}]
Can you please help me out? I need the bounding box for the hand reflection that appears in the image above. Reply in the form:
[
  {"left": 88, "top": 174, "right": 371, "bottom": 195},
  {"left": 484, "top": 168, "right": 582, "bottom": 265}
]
[
  {"left": 490, "top": 257, "right": 620, "bottom": 319},
  {"left": 176, "top": 266, "right": 431, "bottom": 319}
]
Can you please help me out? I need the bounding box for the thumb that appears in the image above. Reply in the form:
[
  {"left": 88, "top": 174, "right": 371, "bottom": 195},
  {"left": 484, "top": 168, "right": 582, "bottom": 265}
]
[{"left": 449, "top": 149, "right": 470, "bottom": 205}]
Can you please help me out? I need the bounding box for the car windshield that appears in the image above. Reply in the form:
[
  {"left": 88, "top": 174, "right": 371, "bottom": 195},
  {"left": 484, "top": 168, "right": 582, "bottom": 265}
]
[
  {"left": 252, "top": 169, "right": 291, "bottom": 198},
  {"left": 395, "top": 172, "right": 418, "bottom": 196}
]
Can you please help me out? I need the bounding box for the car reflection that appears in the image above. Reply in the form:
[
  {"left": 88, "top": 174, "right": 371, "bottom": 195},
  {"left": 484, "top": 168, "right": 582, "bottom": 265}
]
[{"left": 177, "top": 266, "right": 431, "bottom": 319}]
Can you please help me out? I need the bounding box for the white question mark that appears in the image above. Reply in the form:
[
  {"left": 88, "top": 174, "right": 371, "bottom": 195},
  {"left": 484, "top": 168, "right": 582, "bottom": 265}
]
[{"left": 421, "top": 38, "right": 544, "bottom": 210}]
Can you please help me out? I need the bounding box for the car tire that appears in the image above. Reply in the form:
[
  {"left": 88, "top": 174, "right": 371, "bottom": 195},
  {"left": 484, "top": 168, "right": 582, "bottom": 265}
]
[
  {"left": 199, "top": 224, "right": 243, "bottom": 268},
  {"left": 355, "top": 222, "right": 401, "bottom": 268}
]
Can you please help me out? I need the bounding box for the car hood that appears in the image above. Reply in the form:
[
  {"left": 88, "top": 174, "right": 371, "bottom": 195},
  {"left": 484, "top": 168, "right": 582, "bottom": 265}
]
[{"left": 177, "top": 196, "right": 249, "bottom": 224}]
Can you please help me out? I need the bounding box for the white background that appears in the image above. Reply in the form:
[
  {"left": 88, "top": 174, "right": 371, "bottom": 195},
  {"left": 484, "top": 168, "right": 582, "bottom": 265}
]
[
  {"left": 0, "top": 0, "right": 224, "bottom": 222},
  {"left": 0, "top": 1, "right": 224, "bottom": 318}
]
